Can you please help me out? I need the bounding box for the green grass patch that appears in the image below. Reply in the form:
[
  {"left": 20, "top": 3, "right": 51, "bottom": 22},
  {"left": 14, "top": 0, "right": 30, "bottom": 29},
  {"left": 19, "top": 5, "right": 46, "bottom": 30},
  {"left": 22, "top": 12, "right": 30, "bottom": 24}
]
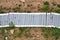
[
  {"left": 41, "top": 27, "right": 60, "bottom": 40},
  {"left": 18, "top": 27, "right": 27, "bottom": 37}
]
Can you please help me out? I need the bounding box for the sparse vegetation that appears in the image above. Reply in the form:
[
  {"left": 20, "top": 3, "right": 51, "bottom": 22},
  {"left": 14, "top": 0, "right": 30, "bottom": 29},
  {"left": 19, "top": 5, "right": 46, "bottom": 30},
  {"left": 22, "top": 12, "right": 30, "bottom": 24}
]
[
  {"left": 52, "top": 2, "right": 57, "bottom": 6},
  {"left": 12, "top": 6, "right": 21, "bottom": 12},
  {"left": 53, "top": 27, "right": 60, "bottom": 40},
  {"left": 55, "top": 9, "right": 60, "bottom": 13},
  {"left": 44, "top": 1, "right": 49, "bottom": 5},
  {"left": 27, "top": 4, "right": 31, "bottom": 7},
  {"left": 0, "top": 27, "right": 60, "bottom": 40},
  {"left": 26, "top": 11, "right": 31, "bottom": 13},
  {"left": 57, "top": 4, "right": 60, "bottom": 8},
  {"left": 18, "top": 27, "right": 27, "bottom": 37},
  {"left": 9, "top": 21, "right": 15, "bottom": 29},
  {"left": 0, "top": 0, "right": 60, "bottom": 13},
  {"left": 41, "top": 5, "right": 50, "bottom": 12},
  {"left": 43, "top": 1, "right": 50, "bottom": 12},
  {"left": 41, "top": 27, "right": 60, "bottom": 40},
  {"left": 0, "top": 10, "right": 6, "bottom": 13}
]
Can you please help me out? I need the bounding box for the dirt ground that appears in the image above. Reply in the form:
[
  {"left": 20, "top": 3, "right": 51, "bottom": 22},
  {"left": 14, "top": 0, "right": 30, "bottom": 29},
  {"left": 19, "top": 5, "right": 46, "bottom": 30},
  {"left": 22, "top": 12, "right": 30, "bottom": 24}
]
[
  {"left": 0, "top": 0, "right": 60, "bottom": 8},
  {"left": 0, "top": 0, "right": 60, "bottom": 12},
  {"left": 1, "top": 27, "right": 60, "bottom": 40},
  {"left": 0, "top": 28, "right": 4, "bottom": 40},
  {"left": 0, "top": 27, "right": 60, "bottom": 40}
]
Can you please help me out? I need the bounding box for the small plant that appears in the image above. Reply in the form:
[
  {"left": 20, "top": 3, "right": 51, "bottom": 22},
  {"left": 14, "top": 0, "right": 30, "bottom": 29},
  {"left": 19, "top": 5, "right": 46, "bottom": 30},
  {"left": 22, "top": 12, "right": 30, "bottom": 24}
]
[
  {"left": 27, "top": 4, "right": 31, "bottom": 7},
  {"left": 55, "top": 9, "right": 60, "bottom": 13},
  {"left": 41, "top": 5, "right": 49, "bottom": 12},
  {"left": 26, "top": 11, "right": 31, "bottom": 13},
  {"left": 18, "top": 27, "right": 27, "bottom": 37},
  {"left": 18, "top": 4, "right": 21, "bottom": 7},
  {"left": 38, "top": 8, "right": 41, "bottom": 11},
  {"left": 41, "top": 27, "right": 60, "bottom": 40},
  {"left": 25, "top": 32, "right": 32, "bottom": 38},
  {"left": 44, "top": 1, "right": 49, "bottom": 5},
  {"left": 13, "top": 6, "right": 21, "bottom": 12},
  {"left": 57, "top": 4, "right": 60, "bottom": 8},
  {"left": 52, "top": 2, "right": 56, "bottom": 6},
  {"left": 9, "top": 21, "right": 15, "bottom": 29},
  {"left": 52, "top": 27, "right": 60, "bottom": 40},
  {"left": 0, "top": 10, "right": 6, "bottom": 13}
]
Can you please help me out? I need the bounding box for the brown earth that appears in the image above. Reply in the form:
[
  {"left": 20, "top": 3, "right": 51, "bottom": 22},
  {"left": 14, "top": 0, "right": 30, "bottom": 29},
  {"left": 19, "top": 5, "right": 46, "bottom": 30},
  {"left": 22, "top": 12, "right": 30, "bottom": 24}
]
[
  {"left": 2, "top": 27, "right": 60, "bottom": 40},
  {"left": 0, "top": 0, "right": 60, "bottom": 13},
  {"left": 0, "top": 27, "right": 60, "bottom": 40},
  {"left": 0, "top": 28, "right": 4, "bottom": 40},
  {"left": 0, "top": 0, "right": 60, "bottom": 8}
]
